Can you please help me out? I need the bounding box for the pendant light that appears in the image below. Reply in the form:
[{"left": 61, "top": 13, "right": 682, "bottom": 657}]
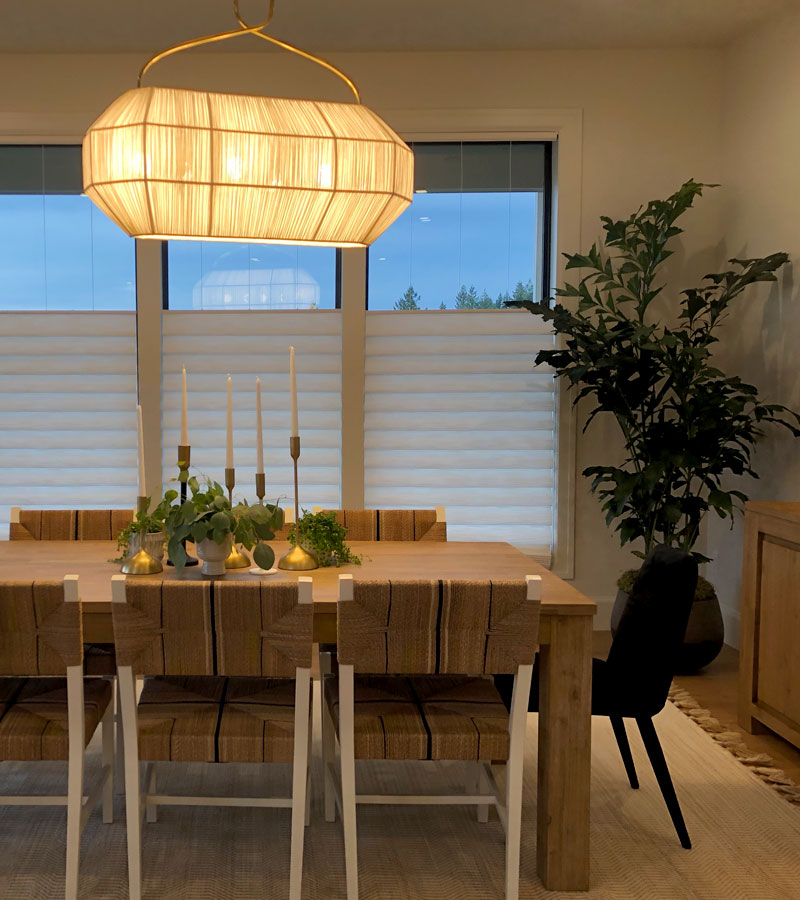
[{"left": 82, "top": 1, "right": 413, "bottom": 248}]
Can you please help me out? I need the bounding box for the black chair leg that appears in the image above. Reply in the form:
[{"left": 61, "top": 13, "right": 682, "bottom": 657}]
[
  {"left": 609, "top": 716, "right": 638, "bottom": 789},
  {"left": 636, "top": 716, "right": 692, "bottom": 849}
]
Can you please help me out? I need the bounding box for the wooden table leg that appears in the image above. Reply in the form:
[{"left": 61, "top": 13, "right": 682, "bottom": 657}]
[{"left": 537, "top": 613, "right": 592, "bottom": 891}]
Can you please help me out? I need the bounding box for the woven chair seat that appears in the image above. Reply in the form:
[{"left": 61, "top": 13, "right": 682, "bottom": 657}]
[
  {"left": 0, "top": 677, "right": 113, "bottom": 761},
  {"left": 136, "top": 675, "right": 305, "bottom": 764},
  {"left": 323, "top": 674, "right": 510, "bottom": 761}
]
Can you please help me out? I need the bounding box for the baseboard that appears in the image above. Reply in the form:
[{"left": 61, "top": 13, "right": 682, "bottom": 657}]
[
  {"left": 720, "top": 603, "right": 741, "bottom": 650},
  {"left": 592, "top": 595, "right": 616, "bottom": 631}
]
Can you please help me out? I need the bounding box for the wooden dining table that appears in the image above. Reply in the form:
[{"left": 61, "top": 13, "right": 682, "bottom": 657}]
[{"left": 0, "top": 538, "right": 595, "bottom": 892}]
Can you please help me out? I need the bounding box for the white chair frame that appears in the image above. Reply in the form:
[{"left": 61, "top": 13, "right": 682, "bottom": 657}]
[
  {"left": 322, "top": 573, "right": 539, "bottom": 900},
  {"left": 111, "top": 574, "right": 313, "bottom": 900},
  {"left": 0, "top": 574, "right": 114, "bottom": 900}
]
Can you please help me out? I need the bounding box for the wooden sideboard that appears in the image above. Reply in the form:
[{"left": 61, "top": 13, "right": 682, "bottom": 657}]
[{"left": 739, "top": 502, "right": 800, "bottom": 749}]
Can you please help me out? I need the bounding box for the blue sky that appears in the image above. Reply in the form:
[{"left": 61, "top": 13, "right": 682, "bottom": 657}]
[
  {"left": 0, "top": 195, "right": 135, "bottom": 311},
  {"left": 368, "top": 191, "right": 540, "bottom": 309},
  {"left": 0, "top": 189, "right": 541, "bottom": 311}
]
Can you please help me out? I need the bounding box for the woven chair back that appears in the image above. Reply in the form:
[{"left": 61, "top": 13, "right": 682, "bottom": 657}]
[
  {"left": 112, "top": 579, "right": 313, "bottom": 677},
  {"left": 10, "top": 508, "right": 133, "bottom": 541},
  {"left": 317, "top": 509, "right": 446, "bottom": 542},
  {"left": 337, "top": 578, "right": 539, "bottom": 675},
  {"left": 0, "top": 578, "right": 82, "bottom": 676}
]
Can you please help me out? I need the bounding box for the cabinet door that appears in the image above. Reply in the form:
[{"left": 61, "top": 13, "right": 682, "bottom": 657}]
[{"left": 756, "top": 538, "right": 800, "bottom": 728}]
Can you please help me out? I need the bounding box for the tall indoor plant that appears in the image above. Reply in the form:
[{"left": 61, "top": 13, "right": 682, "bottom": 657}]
[{"left": 509, "top": 180, "right": 800, "bottom": 668}]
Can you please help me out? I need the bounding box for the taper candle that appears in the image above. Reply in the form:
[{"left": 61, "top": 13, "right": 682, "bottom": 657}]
[
  {"left": 289, "top": 346, "right": 299, "bottom": 437},
  {"left": 137, "top": 403, "right": 146, "bottom": 497},
  {"left": 256, "top": 376, "right": 264, "bottom": 474},
  {"left": 226, "top": 374, "right": 234, "bottom": 469},
  {"left": 181, "top": 366, "right": 189, "bottom": 446}
]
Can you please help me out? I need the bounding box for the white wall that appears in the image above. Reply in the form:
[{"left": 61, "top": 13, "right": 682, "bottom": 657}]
[
  {"left": 705, "top": 13, "right": 800, "bottom": 646},
  {"left": 0, "top": 48, "right": 725, "bottom": 616}
]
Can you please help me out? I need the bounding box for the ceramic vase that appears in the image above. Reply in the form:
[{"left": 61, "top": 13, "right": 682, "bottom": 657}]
[{"left": 196, "top": 535, "right": 233, "bottom": 576}]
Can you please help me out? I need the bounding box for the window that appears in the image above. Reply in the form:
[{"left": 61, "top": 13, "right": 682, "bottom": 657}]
[
  {"left": 166, "top": 241, "right": 338, "bottom": 309},
  {"left": 363, "top": 140, "right": 556, "bottom": 560},
  {"left": 368, "top": 141, "right": 550, "bottom": 310},
  {"left": 0, "top": 145, "right": 135, "bottom": 311}
]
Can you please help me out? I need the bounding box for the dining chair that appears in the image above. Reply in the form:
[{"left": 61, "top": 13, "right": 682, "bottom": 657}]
[
  {"left": 9, "top": 506, "right": 134, "bottom": 541},
  {"left": 111, "top": 575, "right": 314, "bottom": 900},
  {"left": 322, "top": 574, "right": 541, "bottom": 900},
  {"left": 271, "top": 505, "right": 296, "bottom": 541},
  {"left": 497, "top": 543, "right": 698, "bottom": 849},
  {"left": 311, "top": 507, "right": 447, "bottom": 541},
  {"left": 0, "top": 575, "right": 114, "bottom": 900}
]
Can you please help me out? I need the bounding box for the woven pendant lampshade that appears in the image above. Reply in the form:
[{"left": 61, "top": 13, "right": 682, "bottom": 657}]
[{"left": 83, "top": 85, "right": 413, "bottom": 247}]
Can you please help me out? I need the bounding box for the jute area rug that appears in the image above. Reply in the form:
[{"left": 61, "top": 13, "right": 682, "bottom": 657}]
[{"left": 1, "top": 698, "right": 799, "bottom": 900}]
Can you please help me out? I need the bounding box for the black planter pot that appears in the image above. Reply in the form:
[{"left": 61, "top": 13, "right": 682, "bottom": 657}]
[{"left": 610, "top": 584, "right": 724, "bottom": 673}]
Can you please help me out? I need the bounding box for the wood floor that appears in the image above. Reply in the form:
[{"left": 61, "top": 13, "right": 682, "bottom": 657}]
[{"left": 593, "top": 633, "right": 800, "bottom": 785}]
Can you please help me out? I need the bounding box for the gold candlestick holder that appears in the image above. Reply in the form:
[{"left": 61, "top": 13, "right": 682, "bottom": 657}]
[
  {"left": 167, "top": 444, "right": 198, "bottom": 567},
  {"left": 255, "top": 472, "right": 266, "bottom": 503},
  {"left": 121, "top": 496, "right": 163, "bottom": 575},
  {"left": 224, "top": 466, "right": 251, "bottom": 569},
  {"left": 278, "top": 436, "right": 318, "bottom": 571}
]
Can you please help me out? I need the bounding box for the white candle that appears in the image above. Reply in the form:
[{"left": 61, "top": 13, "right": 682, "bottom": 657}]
[
  {"left": 226, "top": 374, "right": 234, "bottom": 469},
  {"left": 255, "top": 377, "right": 264, "bottom": 474},
  {"left": 289, "top": 346, "right": 299, "bottom": 437},
  {"left": 181, "top": 366, "right": 189, "bottom": 446},
  {"left": 137, "top": 403, "right": 146, "bottom": 497}
]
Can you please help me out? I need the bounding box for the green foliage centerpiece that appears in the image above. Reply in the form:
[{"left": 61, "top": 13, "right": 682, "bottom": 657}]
[
  {"left": 508, "top": 180, "right": 800, "bottom": 561},
  {"left": 113, "top": 491, "right": 175, "bottom": 563},
  {"left": 164, "top": 476, "right": 283, "bottom": 574},
  {"left": 288, "top": 509, "right": 362, "bottom": 567}
]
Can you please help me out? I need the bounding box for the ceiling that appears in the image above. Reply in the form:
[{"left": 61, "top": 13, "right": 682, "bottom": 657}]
[{"left": 0, "top": 0, "right": 795, "bottom": 54}]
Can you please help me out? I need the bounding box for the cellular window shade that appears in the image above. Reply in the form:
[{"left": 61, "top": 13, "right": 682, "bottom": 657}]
[
  {"left": 412, "top": 141, "right": 547, "bottom": 194},
  {"left": 0, "top": 145, "right": 83, "bottom": 194},
  {"left": 0, "top": 312, "right": 138, "bottom": 537},
  {"left": 364, "top": 310, "right": 555, "bottom": 563},
  {"left": 162, "top": 311, "right": 341, "bottom": 508}
]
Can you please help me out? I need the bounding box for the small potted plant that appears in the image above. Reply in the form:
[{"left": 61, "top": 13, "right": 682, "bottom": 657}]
[
  {"left": 114, "top": 492, "right": 176, "bottom": 563},
  {"left": 288, "top": 509, "right": 362, "bottom": 567},
  {"left": 164, "top": 476, "right": 283, "bottom": 575}
]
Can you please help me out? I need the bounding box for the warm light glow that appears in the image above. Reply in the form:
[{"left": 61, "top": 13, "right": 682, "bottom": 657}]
[{"left": 83, "top": 86, "right": 414, "bottom": 247}]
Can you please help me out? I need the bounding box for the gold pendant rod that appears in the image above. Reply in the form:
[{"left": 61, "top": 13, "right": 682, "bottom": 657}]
[{"left": 138, "top": 0, "right": 360, "bottom": 103}]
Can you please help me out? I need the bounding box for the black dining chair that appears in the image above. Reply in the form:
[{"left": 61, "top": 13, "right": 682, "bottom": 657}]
[{"left": 496, "top": 543, "right": 698, "bottom": 849}]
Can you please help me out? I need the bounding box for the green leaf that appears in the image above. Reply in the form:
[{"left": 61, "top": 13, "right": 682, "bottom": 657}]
[
  {"left": 210, "top": 511, "right": 230, "bottom": 532},
  {"left": 708, "top": 490, "right": 733, "bottom": 513},
  {"left": 254, "top": 521, "right": 274, "bottom": 540},
  {"left": 253, "top": 542, "right": 276, "bottom": 571},
  {"left": 168, "top": 538, "right": 187, "bottom": 573}
]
